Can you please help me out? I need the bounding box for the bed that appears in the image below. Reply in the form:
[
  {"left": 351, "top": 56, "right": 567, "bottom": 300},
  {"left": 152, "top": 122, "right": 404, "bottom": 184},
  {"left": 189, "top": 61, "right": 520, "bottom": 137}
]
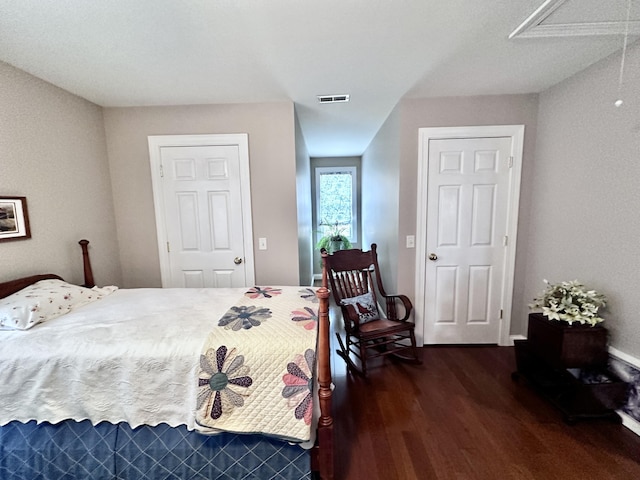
[{"left": 0, "top": 241, "right": 334, "bottom": 480}]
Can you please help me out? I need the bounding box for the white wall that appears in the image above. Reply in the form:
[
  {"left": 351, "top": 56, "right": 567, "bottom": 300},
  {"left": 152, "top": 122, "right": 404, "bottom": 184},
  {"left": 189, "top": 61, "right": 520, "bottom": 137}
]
[
  {"left": 0, "top": 61, "right": 121, "bottom": 286},
  {"left": 525, "top": 42, "right": 640, "bottom": 357}
]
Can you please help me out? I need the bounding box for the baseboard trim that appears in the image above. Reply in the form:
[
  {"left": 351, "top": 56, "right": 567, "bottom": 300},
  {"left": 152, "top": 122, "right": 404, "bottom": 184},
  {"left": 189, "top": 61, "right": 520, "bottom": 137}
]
[
  {"left": 609, "top": 346, "right": 640, "bottom": 369},
  {"left": 608, "top": 346, "right": 640, "bottom": 438},
  {"left": 619, "top": 411, "right": 640, "bottom": 437},
  {"left": 507, "top": 334, "right": 526, "bottom": 346}
]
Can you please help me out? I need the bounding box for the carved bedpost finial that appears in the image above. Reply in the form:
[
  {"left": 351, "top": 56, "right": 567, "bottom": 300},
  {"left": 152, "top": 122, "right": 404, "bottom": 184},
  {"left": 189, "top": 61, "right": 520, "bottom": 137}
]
[{"left": 78, "top": 239, "right": 95, "bottom": 288}]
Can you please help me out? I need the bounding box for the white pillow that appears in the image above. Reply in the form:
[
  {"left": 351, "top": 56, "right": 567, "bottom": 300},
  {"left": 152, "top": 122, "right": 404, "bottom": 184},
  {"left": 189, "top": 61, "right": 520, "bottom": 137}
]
[
  {"left": 0, "top": 279, "right": 117, "bottom": 330},
  {"left": 340, "top": 291, "right": 380, "bottom": 324}
]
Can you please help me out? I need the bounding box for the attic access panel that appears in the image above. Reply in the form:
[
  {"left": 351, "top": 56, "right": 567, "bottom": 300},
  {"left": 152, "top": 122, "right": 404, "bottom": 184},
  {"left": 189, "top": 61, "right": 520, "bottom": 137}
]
[{"left": 510, "top": 0, "right": 640, "bottom": 38}]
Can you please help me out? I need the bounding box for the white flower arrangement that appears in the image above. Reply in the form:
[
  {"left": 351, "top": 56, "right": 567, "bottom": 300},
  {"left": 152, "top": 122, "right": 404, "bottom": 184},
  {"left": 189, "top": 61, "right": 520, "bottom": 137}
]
[{"left": 529, "top": 279, "right": 607, "bottom": 326}]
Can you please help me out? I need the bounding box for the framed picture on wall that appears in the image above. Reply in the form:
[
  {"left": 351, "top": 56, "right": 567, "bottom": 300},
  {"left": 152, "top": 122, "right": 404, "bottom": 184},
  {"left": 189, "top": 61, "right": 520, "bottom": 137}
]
[{"left": 0, "top": 196, "right": 31, "bottom": 242}]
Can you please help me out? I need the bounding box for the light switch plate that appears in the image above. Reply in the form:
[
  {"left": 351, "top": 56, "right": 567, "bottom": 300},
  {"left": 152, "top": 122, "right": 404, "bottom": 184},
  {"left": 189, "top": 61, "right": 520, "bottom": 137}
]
[
  {"left": 258, "top": 237, "right": 267, "bottom": 250},
  {"left": 406, "top": 235, "right": 415, "bottom": 248}
]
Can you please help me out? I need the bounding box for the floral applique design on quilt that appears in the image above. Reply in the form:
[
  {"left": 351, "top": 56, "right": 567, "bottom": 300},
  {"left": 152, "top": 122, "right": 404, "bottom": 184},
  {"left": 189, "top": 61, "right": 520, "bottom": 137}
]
[
  {"left": 290, "top": 306, "right": 318, "bottom": 330},
  {"left": 197, "top": 346, "right": 253, "bottom": 420},
  {"left": 244, "top": 286, "right": 282, "bottom": 299},
  {"left": 290, "top": 288, "right": 319, "bottom": 330},
  {"left": 282, "top": 349, "right": 315, "bottom": 425},
  {"left": 298, "top": 287, "right": 318, "bottom": 303},
  {"left": 218, "top": 305, "right": 272, "bottom": 330}
]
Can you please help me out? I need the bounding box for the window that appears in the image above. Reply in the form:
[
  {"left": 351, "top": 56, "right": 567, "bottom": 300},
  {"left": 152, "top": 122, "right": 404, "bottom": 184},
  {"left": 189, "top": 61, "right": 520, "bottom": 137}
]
[{"left": 315, "top": 166, "right": 358, "bottom": 242}]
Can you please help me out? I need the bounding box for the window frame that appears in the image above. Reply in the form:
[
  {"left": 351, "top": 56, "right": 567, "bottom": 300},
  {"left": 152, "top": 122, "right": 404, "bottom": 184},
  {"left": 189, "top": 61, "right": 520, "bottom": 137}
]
[{"left": 314, "top": 165, "right": 358, "bottom": 244}]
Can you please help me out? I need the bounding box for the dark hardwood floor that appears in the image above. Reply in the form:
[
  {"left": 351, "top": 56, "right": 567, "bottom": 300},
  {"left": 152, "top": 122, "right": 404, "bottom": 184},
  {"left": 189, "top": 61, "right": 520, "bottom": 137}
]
[{"left": 330, "top": 343, "right": 640, "bottom": 479}]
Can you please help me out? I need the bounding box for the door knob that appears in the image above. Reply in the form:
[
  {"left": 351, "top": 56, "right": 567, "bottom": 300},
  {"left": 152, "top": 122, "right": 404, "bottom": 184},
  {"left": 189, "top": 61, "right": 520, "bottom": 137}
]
[
  {"left": 234, "top": 257, "right": 243, "bottom": 265},
  {"left": 428, "top": 253, "right": 438, "bottom": 261}
]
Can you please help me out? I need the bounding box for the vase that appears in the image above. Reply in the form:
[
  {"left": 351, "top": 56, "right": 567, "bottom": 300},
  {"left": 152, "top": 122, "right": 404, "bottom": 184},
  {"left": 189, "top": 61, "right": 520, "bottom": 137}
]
[
  {"left": 526, "top": 312, "right": 608, "bottom": 369},
  {"left": 330, "top": 240, "right": 344, "bottom": 252}
]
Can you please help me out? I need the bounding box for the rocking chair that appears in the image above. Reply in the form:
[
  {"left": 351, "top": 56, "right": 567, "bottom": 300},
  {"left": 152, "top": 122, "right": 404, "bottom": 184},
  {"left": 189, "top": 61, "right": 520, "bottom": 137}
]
[{"left": 325, "top": 243, "right": 421, "bottom": 376}]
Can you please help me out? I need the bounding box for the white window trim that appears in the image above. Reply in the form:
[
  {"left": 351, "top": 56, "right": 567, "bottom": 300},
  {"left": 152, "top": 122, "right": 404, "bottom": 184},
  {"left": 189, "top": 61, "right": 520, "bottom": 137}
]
[{"left": 314, "top": 166, "right": 358, "bottom": 243}]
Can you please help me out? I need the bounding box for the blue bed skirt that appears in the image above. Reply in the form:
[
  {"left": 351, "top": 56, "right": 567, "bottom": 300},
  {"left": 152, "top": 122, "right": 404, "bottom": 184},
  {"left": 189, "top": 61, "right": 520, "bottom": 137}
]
[{"left": 0, "top": 420, "right": 311, "bottom": 480}]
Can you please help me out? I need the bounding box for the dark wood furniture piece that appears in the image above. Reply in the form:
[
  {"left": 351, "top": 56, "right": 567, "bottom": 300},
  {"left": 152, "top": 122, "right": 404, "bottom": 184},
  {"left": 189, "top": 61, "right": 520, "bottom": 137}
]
[
  {"left": 325, "top": 243, "right": 420, "bottom": 377},
  {"left": 0, "top": 273, "right": 63, "bottom": 298},
  {"left": 513, "top": 313, "right": 628, "bottom": 424},
  {"left": 315, "top": 250, "right": 334, "bottom": 479},
  {"left": 0, "top": 241, "right": 335, "bottom": 480},
  {"left": 78, "top": 239, "right": 95, "bottom": 287}
]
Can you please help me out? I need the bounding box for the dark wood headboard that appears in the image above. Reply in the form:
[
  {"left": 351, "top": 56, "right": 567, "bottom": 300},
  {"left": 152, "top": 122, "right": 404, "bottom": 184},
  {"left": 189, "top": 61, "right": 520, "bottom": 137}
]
[
  {"left": 0, "top": 274, "right": 63, "bottom": 299},
  {"left": 0, "top": 239, "right": 96, "bottom": 299},
  {"left": 79, "top": 239, "right": 95, "bottom": 288}
]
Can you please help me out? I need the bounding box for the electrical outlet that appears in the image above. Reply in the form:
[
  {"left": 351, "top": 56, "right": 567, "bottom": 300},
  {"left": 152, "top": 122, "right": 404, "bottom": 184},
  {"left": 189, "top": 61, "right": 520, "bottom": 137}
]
[
  {"left": 406, "top": 235, "right": 415, "bottom": 248},
  {"left": 258, "top": 237, "right": 267, "bottom": 250}
]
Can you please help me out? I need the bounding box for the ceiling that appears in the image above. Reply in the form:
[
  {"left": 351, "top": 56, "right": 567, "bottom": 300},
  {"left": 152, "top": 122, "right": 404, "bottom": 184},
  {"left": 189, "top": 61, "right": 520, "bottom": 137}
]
[{"left": 0, "top": 0, "right": 638, "bottom": 157}]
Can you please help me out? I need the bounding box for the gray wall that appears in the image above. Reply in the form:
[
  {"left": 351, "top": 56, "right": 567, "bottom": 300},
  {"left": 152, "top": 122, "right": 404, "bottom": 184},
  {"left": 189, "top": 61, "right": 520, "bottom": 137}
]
[
  {"left": 363, "top": 93, "right": 539, "bottom": 334},
  {"left": 524, "top": 42, "right": 640, "bottom": 357},
  {"left": 399, "top": 94, "right": 539, "bottom": 336},
  {"left": 363, "top": 43, "right": 640, "bottom": 361},
  {"left": 5, "top": 41, "right": 638, "bottom": 360},
  {"left": 0, "top": 61, "right": 121, "bottom": 286},
  {"left": 361, "top": 107, "right": 401, "bottom": 294},
  {"left": 103, "top": 102, "right": 301, "bottom": 288},
  {"left": 295, "top": 111, "right": 313, "bottom": 286},
  {"left": 3, "top": 62, "right": 305, "bottom": 290}
]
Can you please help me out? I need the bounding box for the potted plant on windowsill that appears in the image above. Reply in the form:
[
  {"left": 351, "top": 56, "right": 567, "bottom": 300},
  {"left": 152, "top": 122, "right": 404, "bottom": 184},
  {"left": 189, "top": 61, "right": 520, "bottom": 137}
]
[
  {"left": 527, "top": 279, "right": 609, "bottom": 368},
  {"left": 315, "top": 221, "right": 352, "bottom": 254}
]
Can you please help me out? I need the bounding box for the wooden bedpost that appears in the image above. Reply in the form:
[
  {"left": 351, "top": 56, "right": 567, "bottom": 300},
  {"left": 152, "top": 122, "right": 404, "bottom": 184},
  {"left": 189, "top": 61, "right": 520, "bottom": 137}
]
[
  {"left": 78, "top": 239, "right": 95, "bottom": 288},
  {"left": 316, "top": 250, "right": 334, "bottom": 479}
]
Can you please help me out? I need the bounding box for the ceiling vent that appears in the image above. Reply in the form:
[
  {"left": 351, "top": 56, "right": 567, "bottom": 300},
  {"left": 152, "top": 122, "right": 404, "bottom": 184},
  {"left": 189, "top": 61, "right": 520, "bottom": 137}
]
[{"left": 317, "top": 94, "right": 350, "bottom": 104}]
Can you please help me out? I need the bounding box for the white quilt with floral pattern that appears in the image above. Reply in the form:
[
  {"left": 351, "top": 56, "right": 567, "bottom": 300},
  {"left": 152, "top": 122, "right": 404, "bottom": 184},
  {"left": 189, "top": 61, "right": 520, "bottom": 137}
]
[
  {"left": 0, "top": 286, "right": 318, "bottom": 445},
  {"left": 194, "top": 286, "right": 319, "bottom": 443}
]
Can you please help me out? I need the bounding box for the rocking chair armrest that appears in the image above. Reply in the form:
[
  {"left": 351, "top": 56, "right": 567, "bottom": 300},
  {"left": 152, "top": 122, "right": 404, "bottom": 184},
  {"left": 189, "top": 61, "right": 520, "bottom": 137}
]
[{"left": 383, "top": 294, "right": 413, "bottom": 322}]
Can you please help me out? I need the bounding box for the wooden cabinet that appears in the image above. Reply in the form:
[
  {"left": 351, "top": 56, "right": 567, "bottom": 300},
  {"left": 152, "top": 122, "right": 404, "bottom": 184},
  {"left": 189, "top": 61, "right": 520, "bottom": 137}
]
[
  {"left": 526, "top": 312, "right": 609, "bottom": 368},
  {"left": 513, "top": 315, "right": 628, "bottom": 424}
]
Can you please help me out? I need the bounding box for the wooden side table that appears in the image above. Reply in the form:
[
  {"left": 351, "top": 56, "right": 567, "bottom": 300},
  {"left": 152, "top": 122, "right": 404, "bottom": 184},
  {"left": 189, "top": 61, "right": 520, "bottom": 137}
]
[{"left": 513, "top": 329, "right": 628, "bottom": 424}]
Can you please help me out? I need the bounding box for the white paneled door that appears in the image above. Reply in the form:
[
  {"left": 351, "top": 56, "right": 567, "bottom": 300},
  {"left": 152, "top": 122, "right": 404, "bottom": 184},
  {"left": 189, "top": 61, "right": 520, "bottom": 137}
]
[
  {"left": 416, "top": 126, "right": 524, "bottom": 345},
  {"left": 149, "top": 135, "right": 254, "bottom": 288}
]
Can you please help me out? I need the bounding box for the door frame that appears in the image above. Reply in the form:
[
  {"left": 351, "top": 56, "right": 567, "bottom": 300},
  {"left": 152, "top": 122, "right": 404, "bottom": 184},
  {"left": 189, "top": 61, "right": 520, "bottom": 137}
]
[
  {"left": 414, "top": 125, "right": 524, "bottom": 346},
  {"left": 148, "top": 134, "right": 255, "bottom": 287}
]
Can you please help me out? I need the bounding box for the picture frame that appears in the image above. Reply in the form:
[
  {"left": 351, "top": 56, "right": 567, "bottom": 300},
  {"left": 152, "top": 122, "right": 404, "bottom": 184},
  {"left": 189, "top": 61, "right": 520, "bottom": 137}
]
[{"left": 0, "top": 196, "right": 31, "bottom": 242}]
